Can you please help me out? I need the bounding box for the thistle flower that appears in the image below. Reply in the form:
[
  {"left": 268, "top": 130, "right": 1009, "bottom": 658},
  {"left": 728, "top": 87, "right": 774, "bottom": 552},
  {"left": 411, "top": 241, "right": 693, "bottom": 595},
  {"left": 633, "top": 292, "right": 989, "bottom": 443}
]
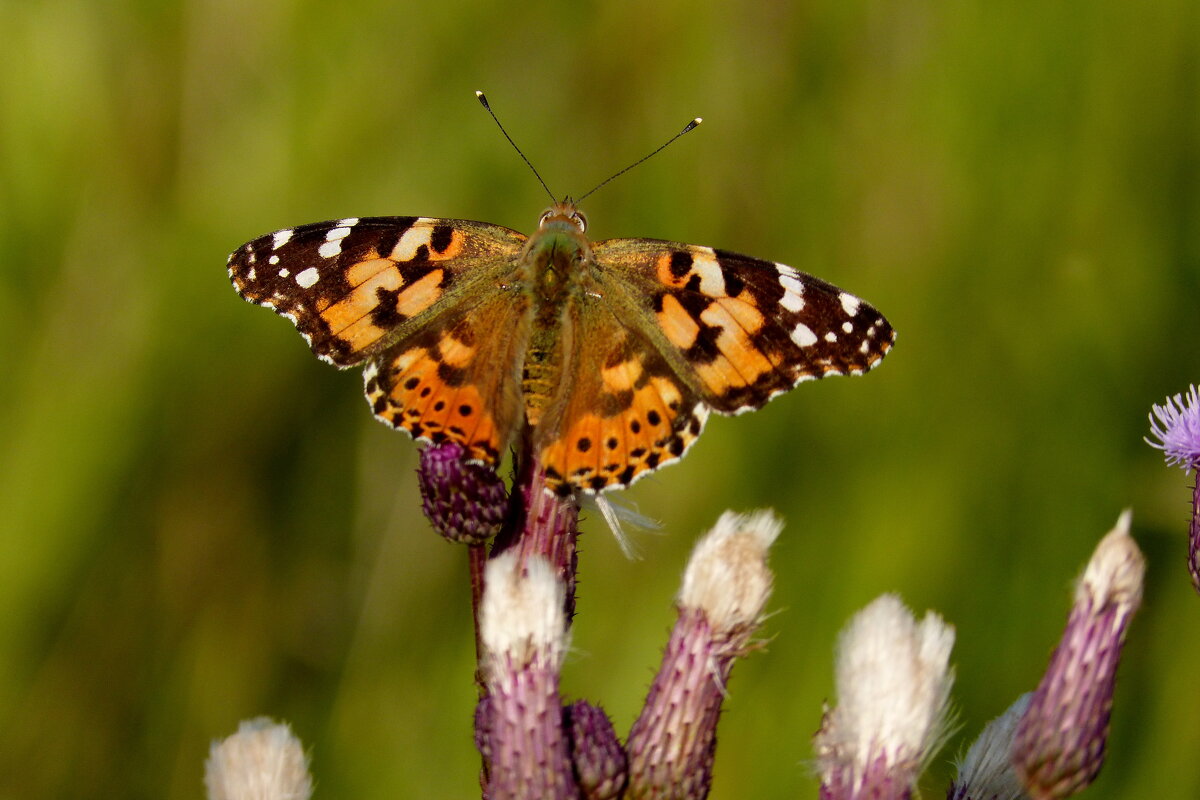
[
  {"left": 1146, "top": 385, "right": 1200, "bottom": 593},
  {"left": 1147, "top": 384, "right": 1200, "bottom": 471},
  {"left": 814, "top": 594, "right": 956, "bottom": 800},
  {"left": 416, "top": 442, "right": 508, "bottom": 544},
  {"left": 1011, "top": 510, "right": 1145, "bottom": 799},
  {"left": 205, "top": 718, "right": 312, "bottom": 800},
  {"left": 476, "top": 551, "right": 575, "bottom": 799},
  {"left": 626, "top": 510, "right": 782, "bottom": 799}
]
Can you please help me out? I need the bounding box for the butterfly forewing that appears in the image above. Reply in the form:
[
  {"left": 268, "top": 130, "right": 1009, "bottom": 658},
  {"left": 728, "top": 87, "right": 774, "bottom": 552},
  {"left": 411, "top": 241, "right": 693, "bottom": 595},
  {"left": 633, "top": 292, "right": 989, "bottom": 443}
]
[
  {"left": 591, "top": 239, "right": 895, "bottom": 415},
  {"left": 227, "top": 216, "right": 527, "bottom": 367}
]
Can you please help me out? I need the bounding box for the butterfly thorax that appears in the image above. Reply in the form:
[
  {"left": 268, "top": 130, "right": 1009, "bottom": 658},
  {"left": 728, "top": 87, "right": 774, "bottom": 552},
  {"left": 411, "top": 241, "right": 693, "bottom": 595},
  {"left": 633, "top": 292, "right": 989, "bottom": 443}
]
[{"left": 520, "top": 202, "right": 594, "bottom": 428}]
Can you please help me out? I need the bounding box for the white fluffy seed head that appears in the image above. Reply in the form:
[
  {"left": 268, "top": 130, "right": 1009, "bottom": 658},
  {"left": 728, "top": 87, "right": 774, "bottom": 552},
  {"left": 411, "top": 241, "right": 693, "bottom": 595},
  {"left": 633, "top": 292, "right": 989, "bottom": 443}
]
[
  {"left": 205, "top": 717, "right": 312, "bottom": 800},
  {"left": 818, "top": 594, "right": 956, "bottom": 784},
  {"left": 678, "top": 509, "right": 782, "bottom": 631},
  {"left": 480, "top": 551, "right": 567, "bottom": 670},
  {"left": 952, "top": 694, "right": 1031, "bottom": 800},
  {"left": 1076, "top": 509, "right": 1145, "bottom": 612}
]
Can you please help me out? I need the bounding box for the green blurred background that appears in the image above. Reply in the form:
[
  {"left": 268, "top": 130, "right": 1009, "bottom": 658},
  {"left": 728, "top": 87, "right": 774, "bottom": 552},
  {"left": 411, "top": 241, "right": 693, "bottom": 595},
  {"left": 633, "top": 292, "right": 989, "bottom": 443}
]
[{"left": 1, "top": 0, "right": 1197, "bottom": 796}]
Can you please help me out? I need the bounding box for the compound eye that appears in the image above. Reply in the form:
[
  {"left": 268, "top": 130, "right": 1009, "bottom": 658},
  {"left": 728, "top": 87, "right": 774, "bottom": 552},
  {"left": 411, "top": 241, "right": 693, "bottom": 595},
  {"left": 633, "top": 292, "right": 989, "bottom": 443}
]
[
  {"left": 539, "top": 209, "right": 555, "bottom": 227},
  {"left": 571, "top": 210, "right": 588, "bottom": 232}
]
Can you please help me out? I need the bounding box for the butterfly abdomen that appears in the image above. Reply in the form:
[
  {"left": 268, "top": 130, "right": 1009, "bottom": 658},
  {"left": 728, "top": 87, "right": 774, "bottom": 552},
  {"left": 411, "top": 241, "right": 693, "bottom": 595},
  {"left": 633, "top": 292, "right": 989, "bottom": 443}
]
[{"left": 522, "top": 333, "right": 561, "bottom": 428}]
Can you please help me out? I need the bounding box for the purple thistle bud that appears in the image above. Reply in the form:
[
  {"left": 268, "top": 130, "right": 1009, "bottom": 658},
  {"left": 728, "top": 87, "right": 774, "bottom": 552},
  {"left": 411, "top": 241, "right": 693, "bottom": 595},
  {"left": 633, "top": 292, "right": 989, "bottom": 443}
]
[
  {"left": 1012, "top": 510, "right": 1145, "bottom": 800},
  {"left": 814, "top": 595, "right": 955, "bottom": 800},
  {"left": 476, "top": 551, "right": 575, "bottom": 799},
  {"left": 565, "top": 700, "right": 628, "bottom": 800},
  {"left": 205, "top": 718, "right": 313, "bottom": 800},
  {"left": 626, "top": 510, "right": 782, "bottom": 799},
  {"left": 417, "top": 442, "right": 508, "bottom": 544},
  {"left": 1146, "top": 385, "right": 1200, "bottom": 594},
  {"left": 947, "top": 695, "right": 1030, "bottom": 800}
]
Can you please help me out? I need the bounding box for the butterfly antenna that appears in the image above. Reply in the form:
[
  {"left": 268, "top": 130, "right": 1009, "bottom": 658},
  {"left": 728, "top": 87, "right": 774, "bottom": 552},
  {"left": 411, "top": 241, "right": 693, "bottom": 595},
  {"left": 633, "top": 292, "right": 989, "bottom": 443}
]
[
  {"left": 576, "top": 117, "right": 703, "bottom": 203},
  {"left": 476, "top": 91, "right": 556, "bottom": 203}
]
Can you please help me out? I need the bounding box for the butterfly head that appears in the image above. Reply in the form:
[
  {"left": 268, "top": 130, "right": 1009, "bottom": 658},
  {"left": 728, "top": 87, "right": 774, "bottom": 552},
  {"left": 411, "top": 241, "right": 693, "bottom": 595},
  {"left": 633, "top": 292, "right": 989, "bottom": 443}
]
[{"left": 539, "top": 199, "right": 588, "bottom": 233}]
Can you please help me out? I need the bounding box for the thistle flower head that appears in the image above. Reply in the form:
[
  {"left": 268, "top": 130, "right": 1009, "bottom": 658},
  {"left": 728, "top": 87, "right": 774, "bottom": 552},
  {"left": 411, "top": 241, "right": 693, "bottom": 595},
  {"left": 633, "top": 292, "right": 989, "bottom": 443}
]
[
  {"left": 1012, "top": 510, "right": 1145, "bottom": 799},
  {"left": 815, "top": 594, "right": 955, "bottom": 800},
  {"left": 476, "top": 552, "right": 575, "bottom": 798},
  {"left": 417, "top": 442, "right": 508, "bottom": 544},
  {"left": 205, "top": 718, "right": 312, "bottom": 800},
  {"left": 480, "top": 551, "right": 567, "bottom": 671},
  {"left": 678, "top": 509, "right": 782, "bottom": 632},
  {"left": 626, "top": 510, "right": 781, "bottom": 797},
  {"left": 1147, "top": 384, "right": 1200, "bottom": 472}
]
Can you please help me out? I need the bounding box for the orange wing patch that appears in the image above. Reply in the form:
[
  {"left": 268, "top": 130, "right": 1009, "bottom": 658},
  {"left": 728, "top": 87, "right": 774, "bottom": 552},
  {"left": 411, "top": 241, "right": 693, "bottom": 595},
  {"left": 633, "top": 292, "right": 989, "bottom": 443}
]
[
  {"left": 691, "top": 296, "right": 780, "bottom": 395},
  {"left": 536, "top": 322, "right": 710, "bottom": 493},
  {"left": 366, "top": 343, "right": 503, "bottom": 465},
  {"left": 364, "top": 288, "right": 532, "bottom": 467},
  {"left": 540, "top": 373, "right": 707, "bottom": 493}
]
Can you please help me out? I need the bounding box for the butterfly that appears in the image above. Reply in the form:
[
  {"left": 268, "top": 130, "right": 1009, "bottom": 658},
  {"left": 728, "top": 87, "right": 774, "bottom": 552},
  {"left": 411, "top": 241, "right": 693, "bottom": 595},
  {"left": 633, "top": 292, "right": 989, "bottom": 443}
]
[{"left": 227, "top": 199, "right": 894, "bottom": 495}]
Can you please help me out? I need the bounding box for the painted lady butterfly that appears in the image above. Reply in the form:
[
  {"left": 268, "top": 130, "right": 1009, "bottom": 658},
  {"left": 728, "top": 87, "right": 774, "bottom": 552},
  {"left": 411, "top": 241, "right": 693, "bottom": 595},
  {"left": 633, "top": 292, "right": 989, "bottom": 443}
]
[
  {"left": 231, "top": 95, "right": 892, "bottom": 501},
  {"left": 228, "top": 197, "right": 894, "bottom": 495}
]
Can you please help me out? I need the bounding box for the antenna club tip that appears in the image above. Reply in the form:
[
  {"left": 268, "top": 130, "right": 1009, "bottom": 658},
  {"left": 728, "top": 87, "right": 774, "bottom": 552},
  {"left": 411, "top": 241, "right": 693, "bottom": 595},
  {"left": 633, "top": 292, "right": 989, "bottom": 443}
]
[
  {"left": 694, "top": 117, "right": 703, "bottom": 125},
  {"left": 475, "top": 90, "right": 484, "bottom": 97}
]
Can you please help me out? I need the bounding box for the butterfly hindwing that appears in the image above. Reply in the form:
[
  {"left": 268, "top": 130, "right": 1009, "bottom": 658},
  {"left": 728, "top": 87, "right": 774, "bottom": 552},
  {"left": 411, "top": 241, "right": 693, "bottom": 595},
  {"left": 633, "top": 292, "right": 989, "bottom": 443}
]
[
  {"left": 533, "top": 302, "right": 709, "bottom": 493},
  {"left": 365, "top": 292, "right": 533, "bottom": 465}
]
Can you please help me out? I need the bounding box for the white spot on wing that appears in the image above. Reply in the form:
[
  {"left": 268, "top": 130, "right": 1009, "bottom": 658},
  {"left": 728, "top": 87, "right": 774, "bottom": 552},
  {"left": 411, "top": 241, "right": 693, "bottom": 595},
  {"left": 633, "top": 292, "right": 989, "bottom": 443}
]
[
  {"left": 277, "top": 268, "right": 290, "bottom": 278},
  {"left": 392, "top": 224, "right": 435, "bottom": 261},
  {"left": 790, "top": 323, "right": 818, "bottom": 347},
  {"left": 272, "top": 229, "right": 294, "bottom": 249},
  {"left": 325, "top": 226, "right": 352, "bottom": 241},
  {"left": 337, "top": 217, "right": 360, "bottom": 228},
  {"left": 691, "top": 249, "right": 726, "bottom": 296},
  {"left": 295, "top": 267, "right": 320, "bottom": 288},
  {"left": 246, "top": 266, "right": 256, "bottom": 281},
  {"left": 860, "top": 340, "right": 871, "bottom": 354},
  {"left": 780, "top": 290, "right": 805, "bottom": 313},
  {"left": 839, "top": 292, "right": 861, "bottom": 317},
  {"left": 777, "top": 266, "right": 805, "bottom": 312},
  {"left": 269, "top": 254, "right": 280, "bottom": 265},
  {"left": 842, "top": 321, "right": 854, "bottom": 333},
  {"left": 318, "top": 240, "right": 342, "bottom": 259},
  {"left": 824, "top": 331, "right": 837, "bottom": 342}
]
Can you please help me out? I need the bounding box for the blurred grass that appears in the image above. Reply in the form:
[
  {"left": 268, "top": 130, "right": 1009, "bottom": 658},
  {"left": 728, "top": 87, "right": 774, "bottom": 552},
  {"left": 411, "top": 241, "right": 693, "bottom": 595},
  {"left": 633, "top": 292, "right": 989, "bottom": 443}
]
[{"left": 0, "top": 0, "right": 1197, "bottom": 797}]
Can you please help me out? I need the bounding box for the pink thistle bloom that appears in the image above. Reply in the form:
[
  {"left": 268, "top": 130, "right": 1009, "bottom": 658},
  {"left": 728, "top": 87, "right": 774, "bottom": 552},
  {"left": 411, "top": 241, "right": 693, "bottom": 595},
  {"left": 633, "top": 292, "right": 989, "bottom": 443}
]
[
  {"left": 1147, "top": 384, "right": 1200, "bottom": 472},
  {"left": 1146, "top": 385, "right": 1200, "bottom": 593}
]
